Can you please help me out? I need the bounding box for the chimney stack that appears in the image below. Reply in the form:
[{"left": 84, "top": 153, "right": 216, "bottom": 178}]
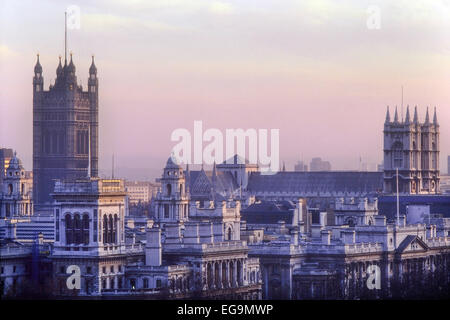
[{"left": 145, "top": 228, "right": 162, "bottom": 266}]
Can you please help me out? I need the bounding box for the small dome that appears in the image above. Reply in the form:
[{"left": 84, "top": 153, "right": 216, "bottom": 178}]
[
  {"left": 8, "top": 152, "right": 24, "bottom": 170},
  {"left": 166, "top": 154, "right": 182, "bottom": 168},
  {"left": 34, "top": 54, "right": 42, "bottom": 74}
]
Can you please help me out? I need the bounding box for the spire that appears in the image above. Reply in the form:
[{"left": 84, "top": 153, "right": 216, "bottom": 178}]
[
  {"left": 385, "top": 106, "right": 390, "bottom": 123},
  {"left": 394, "top": 106, "right": 399, "bottom": 123},
  {"left": 34, "top": 53, "right": 42, "bottom": 74},
  {"left": 433, "top": 107, "right": 438, "bottom": 126},
  {"left": 404, "top": 105, "right": 410, "bottom": 124},
  {"left": 67, "top": 52, "right": 75, "bottom": 73},
  {"left": 282, "top": 161, "right": 286, "bottom": 172},
  {"left": 64, "top": 11, "right": 67, "bottom": 66},
  {"left": 424, "top": 106, "right": 430, "bottom": 124},
  {"left": 56, "top": 55, "right": 62, "bottom": 75},
  {"left": 413, "top": 105, "right": 419, "bottom": 123},
  {"left": 89, "top": 55, "right": 97, "bottom": 75}
]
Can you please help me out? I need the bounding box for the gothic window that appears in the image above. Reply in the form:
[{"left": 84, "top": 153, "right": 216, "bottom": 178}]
[
  {"left": 65, "top": 214, "right": 73, "bottom": 244},
  {"left": 392, "top": 142, "right": 403, "bottom": 168}
]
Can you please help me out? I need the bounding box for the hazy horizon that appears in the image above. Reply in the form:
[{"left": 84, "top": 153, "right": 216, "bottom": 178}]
[{"left": 1, "top": 0, "right": 449, "bottom": 181}]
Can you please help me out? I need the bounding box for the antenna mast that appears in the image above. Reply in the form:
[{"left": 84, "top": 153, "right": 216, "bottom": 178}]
[
  {"left": 64, "top": 12, "right": 67, "bottom": 65},
  {"left": 401, "top": 85, "right": 404, "bottom": 122},
  {"left": 396, "top": 168, "right": 400, "bottom": 226},
  {"left": 88, "top": 126, "right": 91, "bottom": 178}
]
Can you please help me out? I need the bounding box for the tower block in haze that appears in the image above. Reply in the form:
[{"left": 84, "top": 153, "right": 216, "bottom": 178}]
[
  {"left": 383, "top": 105, "right": 440, "bottom": 194},
  {"left": 32, "top": 53, "right": 99, "bottom": 209}
]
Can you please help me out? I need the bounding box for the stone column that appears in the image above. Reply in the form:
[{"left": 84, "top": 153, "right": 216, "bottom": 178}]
[
  {"left": 233, "top": 260, "right": 238, "bottom": 287},
  {"left": 218, "top": 262, "right": 223, "bottom": 289}
]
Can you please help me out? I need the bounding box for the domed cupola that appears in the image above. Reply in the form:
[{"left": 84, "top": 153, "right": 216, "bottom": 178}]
[{"left": 166, "top": 154, "right": 182, "bottom": 169}]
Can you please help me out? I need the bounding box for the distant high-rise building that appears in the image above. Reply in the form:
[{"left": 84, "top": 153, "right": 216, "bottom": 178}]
[
  {"left": 383, "top": 105, "right": 440, "bottom": 194},
  {"left": 448, "top": 155, "right": 450, "bottom": 175},
  {"left": 32, "top": 53, "right": 99, "bottom": 208},
  {"left": 0, "top": 148, "right": 14, "bottom": 185},
  {"left": 309, "top": 157, "right": 331, "bottom": 171},
  {"left": 294, "top": 160, "right": 308, "bottom": 172}
]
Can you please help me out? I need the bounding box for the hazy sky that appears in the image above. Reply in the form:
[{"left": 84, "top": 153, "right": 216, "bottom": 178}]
[{"left": 1, "top": 0, "right": 449, "bottom": 179}]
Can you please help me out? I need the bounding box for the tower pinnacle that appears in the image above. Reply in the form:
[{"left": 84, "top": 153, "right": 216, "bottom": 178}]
[
  {"left": 405, "top": 105, "right": 410, "bottom": 124},
  {"left": 413, "top": 105, "right": 419, "bottom": 123},
  {"left": 424, "top": 106, "right": 430, "bottom": 124},
  {"left": 394, "top": 106, "right": 399, "bottom": 123},
  {"left": 433, "top": 107, "right": 438, "bottom": 126},
  {"left": 385, "top": 106, "right": 390, "bottom": 123}
]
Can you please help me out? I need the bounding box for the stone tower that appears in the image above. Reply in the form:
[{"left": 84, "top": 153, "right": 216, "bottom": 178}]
[
  {"left": 154, "top": 156, "right": 190, "bottom": 225},
  {"left": 383, "top": 105, "right": 440, "bottom": 194},
  {"left": 32, "top": 53, "right": 99, "bottom": 209}
]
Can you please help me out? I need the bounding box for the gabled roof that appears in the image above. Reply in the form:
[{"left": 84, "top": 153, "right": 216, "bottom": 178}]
[
  {"left": 396, "top": 235, "right": 429, "bottom": 253},
  {"left": 187, "top": 170, "right": 239, "bottom": 198}
]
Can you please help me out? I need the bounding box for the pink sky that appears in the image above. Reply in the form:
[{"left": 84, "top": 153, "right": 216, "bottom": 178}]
[{"left": 1, "top": 0, "right": 449, "bottom": 179}]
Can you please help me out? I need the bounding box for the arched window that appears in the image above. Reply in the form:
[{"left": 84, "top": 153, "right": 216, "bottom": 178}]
[
  {"left": 21, "top": 183, "right": 25, "bottom": 194},
  {"left": 227, "top": 227, "right": 232, "bottom": 241},
  {"left": 82, "top": 214, "right": 90, "bottom": 245},
  {"left": 113, "top": 214, "right": 118, "bottom": 244},
  {"left": 65, "top": 214, "right": 73, "bottom": 244},
  {"left": 103, "top": 215, "right": 108, "bottom": 244},
  {"left": 74, "top": 214, "right": 81, "bottom": 244},
  {"left": 167, "top": 184, "right": 172, "bottom": 197},
  {"left": 108, "top": 215, "right": 113, "bottom": 243},
  {"left": 8, "top": 184, "right": 13, "bottom": 195}
]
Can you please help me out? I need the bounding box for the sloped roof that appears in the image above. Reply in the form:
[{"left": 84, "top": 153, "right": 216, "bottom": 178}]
[
  {"left": 396, "top": 235, "right": 429, "bottom": 253},
  {"left": 247, "top": 171, "right": 383, "bottom": 194},
  {"left": 241, "top": 200, "right": 296, "bottom": 224},
  {"left": 187, "top": 170, "right": 239, "bottom": 198}
]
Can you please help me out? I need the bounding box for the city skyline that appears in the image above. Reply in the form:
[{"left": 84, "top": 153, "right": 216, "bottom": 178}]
[{"left": 1, "top": 0, "right": 449, "bottom": 180}]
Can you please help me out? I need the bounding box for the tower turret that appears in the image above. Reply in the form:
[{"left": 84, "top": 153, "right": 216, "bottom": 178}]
[{"left": 33, "top": 54, "right": 43, "bottom": 93}]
